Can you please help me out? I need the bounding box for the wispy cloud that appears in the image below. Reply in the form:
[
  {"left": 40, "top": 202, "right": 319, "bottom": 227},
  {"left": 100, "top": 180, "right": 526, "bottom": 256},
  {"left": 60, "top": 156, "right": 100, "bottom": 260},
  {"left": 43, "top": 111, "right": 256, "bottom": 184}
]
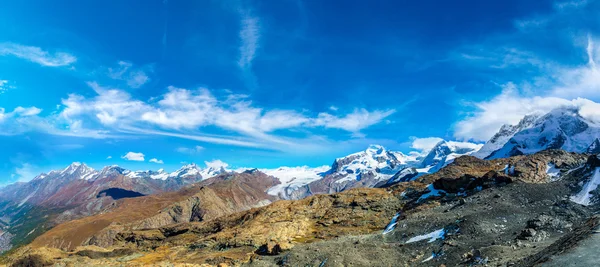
[
  {"left": 108, "top": 61, "right": 151, "bottom": 88},
  {"left": 410, "top": 137, "right": 444, "bottom": 152},
  {"left": 204, "top": 159, "right": 228, "bottom": 169},
  {"left": 1, "top": 82, "right": 396, "bottom": 152},
  {"left": 122, "top": 152, "right": 145, "bottom": 161},
  {"left": 554, "top": 0, "right": 589, "bottom": 10},
  {"left": 149, "top": 158, "right": 164, "bottom": 164},
  {"left": 176, "top": 145, "right": 204, "bottom": 154},
  {"left": 14, "top": 162, "right": 40, "bottom": 183},
  {"left": 0, "top": 80, "right": 14, "bottom": 94},
  {"left": 0, "top": 43, "right": 76, "bottom": 67},
  {"left": 237, "top": 12, "right": 260, "bottom": 70},
  {"left": 312, "top": 108, "right": 396, "bottom": 132}
]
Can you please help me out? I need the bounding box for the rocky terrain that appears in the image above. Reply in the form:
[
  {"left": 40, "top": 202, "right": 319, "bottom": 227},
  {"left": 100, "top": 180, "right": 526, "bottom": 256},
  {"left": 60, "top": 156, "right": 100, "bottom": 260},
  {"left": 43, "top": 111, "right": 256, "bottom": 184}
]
[{"left": 3, "top": 150, "right": 600, "bottom": 266}]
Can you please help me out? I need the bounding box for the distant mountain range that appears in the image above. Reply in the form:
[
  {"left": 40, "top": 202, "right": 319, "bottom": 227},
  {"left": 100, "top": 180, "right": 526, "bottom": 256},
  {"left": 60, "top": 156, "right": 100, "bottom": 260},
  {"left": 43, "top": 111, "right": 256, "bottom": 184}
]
[{"left": 1, "top": 105, "right": 600, "bottom": 254}]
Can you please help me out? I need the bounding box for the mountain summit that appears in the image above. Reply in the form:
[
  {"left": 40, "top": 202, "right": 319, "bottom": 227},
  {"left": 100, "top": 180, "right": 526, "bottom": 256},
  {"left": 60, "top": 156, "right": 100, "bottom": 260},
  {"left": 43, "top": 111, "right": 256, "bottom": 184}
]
[{"left": 476, "top": 107, "right": 600, "bottom": 159}]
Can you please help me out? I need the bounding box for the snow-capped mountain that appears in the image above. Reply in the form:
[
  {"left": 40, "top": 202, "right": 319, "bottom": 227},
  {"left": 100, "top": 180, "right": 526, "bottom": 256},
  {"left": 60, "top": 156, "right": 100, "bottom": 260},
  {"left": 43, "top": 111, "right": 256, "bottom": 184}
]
[
  {"left": 476, "top": 107, "right": 600, "bottom": 159},
  {"left": 419, "top": 141, "right": 484, "bottom": 173},
  {"left": 269, "top": 143, "right": 481, "bottom": 199},
  {"left": 330, "top": 144, "right": 420, "bottom": 184},
  {"left": 472, "top": 114, "right": 539, "bottom": 159},
  {"left": 0, "top": 161, "right": 230, "bottom": 211}
]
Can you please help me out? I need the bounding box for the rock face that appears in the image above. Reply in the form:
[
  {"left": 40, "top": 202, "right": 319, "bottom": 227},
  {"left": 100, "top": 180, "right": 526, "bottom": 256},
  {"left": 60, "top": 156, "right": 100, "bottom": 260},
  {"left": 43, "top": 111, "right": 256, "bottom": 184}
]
[
  {"left": 586, "top": 138, "right": 600, "bottom": 154},
  {"left": 0, "top": 230, "right": 13, "bottom": 252},
  {"left": 477, "top": 107, "right": 600, "bottom": 159}
]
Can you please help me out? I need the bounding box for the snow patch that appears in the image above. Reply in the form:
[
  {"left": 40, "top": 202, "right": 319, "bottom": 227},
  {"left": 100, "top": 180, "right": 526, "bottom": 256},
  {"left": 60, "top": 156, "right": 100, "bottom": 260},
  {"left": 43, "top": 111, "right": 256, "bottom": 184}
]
[
  {"left": 546, "top": 163, "right": 561, "bottom": 180},
  {"left": 418, "top": 184, "right": 445, "bottom": 201},
  {"left": 382, "top": 212, "right": 401, "bottom": 235},
  {"left": 406, "top": 228, "right": 445, "bottom": 243},
  {"left": 571, "top": 168, "right": 600, "bottom": 206}
]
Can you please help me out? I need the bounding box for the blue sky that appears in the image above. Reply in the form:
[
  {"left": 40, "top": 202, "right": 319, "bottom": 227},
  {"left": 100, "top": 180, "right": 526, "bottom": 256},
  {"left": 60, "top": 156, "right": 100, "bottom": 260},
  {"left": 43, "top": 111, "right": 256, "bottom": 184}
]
[{"left": 2, "top": 0, "right": 600, "bottom": 184}]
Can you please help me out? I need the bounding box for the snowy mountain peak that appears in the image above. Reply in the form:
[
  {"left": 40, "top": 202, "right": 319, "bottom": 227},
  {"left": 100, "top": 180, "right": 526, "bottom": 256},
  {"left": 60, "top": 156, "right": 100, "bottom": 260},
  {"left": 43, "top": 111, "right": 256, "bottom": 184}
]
[
  {"left": 99, "top": 165, "right": 126, "bottom": 177},
  {"left": 474, "top": 113, "right": 540, "bottom": 159},
  {"left": 420, "top": 141, "right": 482, "bottom": 171},
  {"left": 60, "top": 162, "right": 82, "bottom": 175},
  {"left": 365, "top": 144, "right": 385, "bottom": 154},
  {"left": 478, "top": 106, "right": 600, "bottom": 159},
  {"left": 169, "top": 163, "right": 202, "bottom": 178}
]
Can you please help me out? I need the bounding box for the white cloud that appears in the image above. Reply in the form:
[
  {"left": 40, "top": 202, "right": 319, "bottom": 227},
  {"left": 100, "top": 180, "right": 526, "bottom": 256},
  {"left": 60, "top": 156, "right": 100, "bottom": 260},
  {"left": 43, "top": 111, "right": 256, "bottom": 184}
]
[
  {"left": 0, "top": 106, "right": 43, "bottom": 123},
  {"left": 176, "top": 145, "right": 204, "bottom": 154},
  {"left": 0, "top": 80, "right": 14, "bottom": 94},
  {"left": 149, "top": 158, "right": 164, "bottom": 164},
  {"left": 106, "top": 156, "right": 112, "bottom": 159},
  {"left": 237, "top": 12, "right": 260, "bottom": 69},
  {"left": 0, "top": 43, "right": 76, "bottom": 67},
  {"left": 550, "top": 35, "right": 600, "bottom": 99},
  {"left": 1, "top": 81, "right": 395, "bottom": 152},
  {"left": 12, "top": 106, "right": 42, "bottom": 116},
  {"left": 312, "top": 108, "right": 396, "bottom": 132},
  {"left": 108, "top": 61, "right": 151, "bottom": 88},
  {"left": 121, "top": 152, "right": 145, "bottom": 161},
  {"left": 452, "top": 31, "right": 600, "bottom": 141},
  {"left": 204, "top": 159, "right": 229, "bottom": 169},
  {"left": 61, "top": 82, "right": 148, "bottom": 126},
  {"left": 410, "top": 137, "right": 444, "bottom": 152},
  {"left": 554, "top": 0, "right": 589, "bottom": 10},
  {"left": 454, "top": 85, "right": 576, "bottom": 141},
  {"left": 14, "top": 163, "right": 39, "bottom": 183}
]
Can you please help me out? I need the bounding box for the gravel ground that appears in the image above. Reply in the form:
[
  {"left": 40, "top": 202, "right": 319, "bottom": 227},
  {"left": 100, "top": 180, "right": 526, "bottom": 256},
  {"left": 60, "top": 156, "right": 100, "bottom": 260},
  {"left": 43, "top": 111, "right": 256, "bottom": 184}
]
[{"left": 246, "top": 180, "right": 593, "bottom": 267}]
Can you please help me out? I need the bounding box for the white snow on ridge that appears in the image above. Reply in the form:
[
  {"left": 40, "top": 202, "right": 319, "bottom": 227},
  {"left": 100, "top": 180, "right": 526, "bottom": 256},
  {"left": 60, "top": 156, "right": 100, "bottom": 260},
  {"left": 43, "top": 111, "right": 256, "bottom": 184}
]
[
  {"left": 571, "top": 168, "right": 600, "bottom": 206},
  {"left": 264, "top": 166, "right": 329, "bottom": 196}
]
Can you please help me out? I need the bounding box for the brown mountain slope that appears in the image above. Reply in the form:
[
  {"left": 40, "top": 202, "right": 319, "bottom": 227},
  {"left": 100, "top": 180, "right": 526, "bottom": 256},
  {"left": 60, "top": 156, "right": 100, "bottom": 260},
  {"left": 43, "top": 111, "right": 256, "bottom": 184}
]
[{"left": 29, "top": 171, "right": 279, "bottom": 251}]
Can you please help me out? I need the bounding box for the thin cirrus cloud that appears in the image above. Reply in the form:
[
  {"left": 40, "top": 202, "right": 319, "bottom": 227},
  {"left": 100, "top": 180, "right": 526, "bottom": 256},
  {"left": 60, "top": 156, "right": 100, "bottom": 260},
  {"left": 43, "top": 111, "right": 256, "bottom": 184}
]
[
  {"left": 107, "top": 61, "right": 151, "bottom": 88},
  {"left": 176, "top": 145, "right": 204, "bottom": 155},
  {"left": 0, "top": 42, "right": 76, "bottom": 67},
  {"left": 121, "top": 152, "right": 145, "bottom": 161},
  {"left": 237, "top": 11, "right": 260, "bottom": 70}
]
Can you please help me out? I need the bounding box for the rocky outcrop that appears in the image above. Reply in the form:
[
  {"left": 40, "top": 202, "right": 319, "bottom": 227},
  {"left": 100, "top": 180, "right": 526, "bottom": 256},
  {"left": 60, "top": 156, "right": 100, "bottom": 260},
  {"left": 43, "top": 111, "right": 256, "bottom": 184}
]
[{"left": 0, "top": 230, "right": 14, "bottom": 253}]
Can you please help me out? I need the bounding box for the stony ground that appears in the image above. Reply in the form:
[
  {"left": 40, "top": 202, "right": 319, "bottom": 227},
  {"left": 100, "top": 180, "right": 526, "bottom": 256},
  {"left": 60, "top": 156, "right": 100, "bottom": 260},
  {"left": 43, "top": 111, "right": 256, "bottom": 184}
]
[{"left": 245, "top": 180, "right": 593, "bottom": 267}]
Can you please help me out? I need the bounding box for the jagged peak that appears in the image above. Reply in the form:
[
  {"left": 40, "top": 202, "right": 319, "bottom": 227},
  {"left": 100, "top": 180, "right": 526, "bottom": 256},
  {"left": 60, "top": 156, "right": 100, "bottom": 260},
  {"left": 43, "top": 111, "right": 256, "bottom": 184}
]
[{"left": 365, "top": 144, "right": 385, "bottom": 154}]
